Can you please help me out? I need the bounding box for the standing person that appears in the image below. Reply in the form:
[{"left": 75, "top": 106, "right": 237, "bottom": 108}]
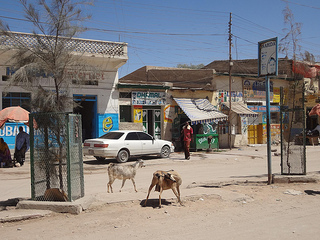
[
  {"left": 0, "top": 138, "right": 13, "bottom": 167},
  {"left": 182, "top": 121, "right": 193, "bottom": 160},
  {"left": 14, "top": 126, "right": 30, "bottom": 166}
]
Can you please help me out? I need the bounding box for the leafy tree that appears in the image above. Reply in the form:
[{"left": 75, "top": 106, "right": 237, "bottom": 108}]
[
  {"left": 0, "top": 0, "right": 92, "bottom": 200},
  {"left": 0, "top": 0, "right": 92, "bottom": 112}
]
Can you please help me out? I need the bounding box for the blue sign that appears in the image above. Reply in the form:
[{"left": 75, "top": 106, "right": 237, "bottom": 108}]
[
  {"left": 0, "top": 123, "right": 29, "bottom": 149},
  {"left": 98, "top": 113, "right": 119, "bottom": 137}
]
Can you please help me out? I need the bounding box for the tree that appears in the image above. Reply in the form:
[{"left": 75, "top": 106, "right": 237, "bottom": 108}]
[
  {"left": 301, "top": 51, "right": 315, "bottom": 63},
  {"left": 279, "top": 3, "right": 305, "bottom": 175},
  {"left": 176, "top": 63, "right": 205, "bottom": 69},
  {"left": 0, "top": 0, "right": 93, "bottom": 200},
  {"left": 0, "top": 0, "right": 92, "bottom": 112},
  {"left": 279, "top": 4, "right": 301, "bottom": 61}
]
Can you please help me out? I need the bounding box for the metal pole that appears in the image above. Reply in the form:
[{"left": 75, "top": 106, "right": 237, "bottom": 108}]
[
  {"left": 228, "top": 12, "right": 232, "bottom": 150},
  {"left": 266, "top": 76, "right": 272, "bottom": 184}
]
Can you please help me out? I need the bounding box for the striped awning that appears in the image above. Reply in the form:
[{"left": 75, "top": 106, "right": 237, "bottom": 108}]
[
  {"left": 174, "top": 98, "right": 228, "bottom": 124},
  {"left": 222, "top": 102, "right": 258, "bottom": 117}
]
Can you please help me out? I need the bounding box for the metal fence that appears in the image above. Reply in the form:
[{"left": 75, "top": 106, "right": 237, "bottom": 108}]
[
  {"left": 30, "top": 113, "right": 84, "bottom": 201},
  {"left": 280, "top": 82, "right": 306, "bottom": 175}
]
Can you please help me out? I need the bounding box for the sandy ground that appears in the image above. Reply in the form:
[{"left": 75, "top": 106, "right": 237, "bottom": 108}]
[
  {"left": 1, "top": 145, "right": 320, "bottom": 239},
  {"left": 2, "top": 181, "right": 320, "bottom": 240}
]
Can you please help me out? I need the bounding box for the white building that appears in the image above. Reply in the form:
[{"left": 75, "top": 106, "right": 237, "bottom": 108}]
[{"left": 0, "top": 32, "right": 128, "bottom": 148}]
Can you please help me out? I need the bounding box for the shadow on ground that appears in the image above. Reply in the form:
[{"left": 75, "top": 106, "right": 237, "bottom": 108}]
[
  {"left": 304, "top": 190, "right": 320, "bottom": 196},
  {"left": 140, "top": 198, "right": 172, "bottom": 208}
]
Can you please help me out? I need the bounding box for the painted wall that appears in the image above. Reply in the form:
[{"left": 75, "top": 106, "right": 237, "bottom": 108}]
[
  {"left": 0, "top": 123, "right": 29, "bottom": 149},
  {"left": 97, "top": 113, "right": 119, "bottom": 137}
]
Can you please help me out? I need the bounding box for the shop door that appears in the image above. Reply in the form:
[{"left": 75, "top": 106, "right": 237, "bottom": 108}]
[
  {"left": 143, "top": 109, "right": 161, "bottom": 139},
  {"left": 73, "top": 95, "right": 97, "bottom": 142},
  {"left": 247, "top": 125, "right": 258, "bottom": 144}
]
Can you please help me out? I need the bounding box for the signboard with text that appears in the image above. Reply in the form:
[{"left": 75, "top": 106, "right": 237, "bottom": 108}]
[
  {"left": 258, "top": 37, "right": 278, "bottom": 77},
  {"left": 132, "top": 91, "right": 166, "bottom": 105}
]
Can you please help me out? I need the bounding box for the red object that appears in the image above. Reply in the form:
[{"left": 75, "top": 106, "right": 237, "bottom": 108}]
[
  {"left": 309, "top": 104, "right": 320, "bottom": 116},
  {"left": 183, "top": 127, "right": 193, "bottom": 142},
  {"left": 292, "top": 61, "right": 320, "bottom": 78},
  {"left": 0, "top": 106, "right": 30, "bottom": 129}
]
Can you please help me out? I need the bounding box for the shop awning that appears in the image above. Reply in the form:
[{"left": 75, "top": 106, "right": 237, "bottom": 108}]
[
  {"left": 221, "top": 102, "right": 258, "bottom": 117},
  {"left": 174, "top": 98, "right": 228, "bottom": 124}
]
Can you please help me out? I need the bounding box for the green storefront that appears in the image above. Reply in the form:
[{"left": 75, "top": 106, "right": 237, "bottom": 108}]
[
  {"left": 172, "top": 98, "right": 228, "bottom": 151},
  {"left": 172, "top": 107, "right": 219, "bottom": 151}
]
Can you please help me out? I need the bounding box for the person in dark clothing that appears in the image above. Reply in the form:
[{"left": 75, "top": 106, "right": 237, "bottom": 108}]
[{"left": 14, "top": 126, "right": 30, "bottom": 166}]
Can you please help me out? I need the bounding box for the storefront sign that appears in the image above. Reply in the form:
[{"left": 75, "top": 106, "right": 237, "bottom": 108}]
[
  {"left": 217, "top": 90, "right": 243, "bottom": 103},
  {"left": 258, "top": 37, "right": 278, "bottom": 77},
  {"left": 132, "top": 91, "right": 166, "bottom": 105},
  {"left": 98, "top": 113, "right": 119, "bottom": 136},
  {"left": 243, "top": 80, "right": 274, "bottom": 99},
  {"left": 247, "top": 105, "right": 280, "bottom": 112},
  {"left": 0, "top": 123, "right": 29, "bottom": 149}
]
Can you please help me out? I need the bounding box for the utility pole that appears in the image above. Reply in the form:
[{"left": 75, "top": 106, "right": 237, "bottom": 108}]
[{"left": 228, "top": 12, "right": 233, "bottom": 150}]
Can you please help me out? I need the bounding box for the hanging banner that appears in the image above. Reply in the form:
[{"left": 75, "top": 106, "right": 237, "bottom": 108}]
[{"left": 133, "top": 107, "right": 143, "bottom": 123}]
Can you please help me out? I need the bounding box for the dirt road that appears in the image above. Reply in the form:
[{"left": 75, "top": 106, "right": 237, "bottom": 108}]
[{"left": 1, "top": 145, "right": 320, "bottom": 239}]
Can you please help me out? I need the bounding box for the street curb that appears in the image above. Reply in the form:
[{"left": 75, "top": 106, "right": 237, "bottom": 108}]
[
  {"left": 0, "top": 209, "right": 52, "bottom": 223},
  {"left": 273, "top": 175, "right": 319, "bottom": 184},
  {"left": 16, "top": 196, "right": 95, "bottom": 215}
]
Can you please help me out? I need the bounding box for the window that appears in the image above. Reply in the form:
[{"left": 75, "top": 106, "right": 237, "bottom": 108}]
[
  {"left": 271, "top": 112, "right": 279, "bottom": 124},
  {"left": 120, "top": 105, "right": 132, "bottom": 122},
  {"left": 2, "top": 92, "right": 31, "bottom": 111},
  {"left": 137, "top": 132, "right": 153, "bottom": 140},
  {"left": 119, "top": 92, "right": 132, "bottom": 98},
  {"left": 125, "top": 132, "right": 139, "bottom": 140},
  {"left": 99, "top": 132, "right": 124, "bottom": 140}
]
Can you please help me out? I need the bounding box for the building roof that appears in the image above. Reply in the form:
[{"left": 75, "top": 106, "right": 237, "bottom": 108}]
[{"left": 120, "top": 66, "right": 216, "bottom": 89}]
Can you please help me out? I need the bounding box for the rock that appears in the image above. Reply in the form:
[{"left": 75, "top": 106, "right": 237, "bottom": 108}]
[{"left": 284, "top": 189, "right": 303, "bottom": 195}]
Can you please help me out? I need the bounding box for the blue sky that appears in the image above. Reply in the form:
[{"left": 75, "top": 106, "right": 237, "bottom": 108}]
[{"left": 0, "top": 0, "right": 319, "bottom": 77}]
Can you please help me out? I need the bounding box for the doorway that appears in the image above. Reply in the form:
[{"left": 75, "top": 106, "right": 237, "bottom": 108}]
[
  {"left": 73, "top": 95, "right": 97, "bottom": 141},
  {"left": 142, "top": 107, "right": 161, "bottom": 139}
]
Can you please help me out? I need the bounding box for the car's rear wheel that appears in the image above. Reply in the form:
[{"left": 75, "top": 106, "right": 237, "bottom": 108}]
[
  {"left": 160, "top": 145, "right": 170, "bottom": 158},
  {"left": 95, "top": 156, "right": 106, "bottom": 161},
  {"left": 116, "top": 149, "right": 129, "bottom": 163}
]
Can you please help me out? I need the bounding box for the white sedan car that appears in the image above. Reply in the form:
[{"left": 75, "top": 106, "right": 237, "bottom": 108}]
[{"left": 83, "top": 130, "right": 175, "bottom": 162}]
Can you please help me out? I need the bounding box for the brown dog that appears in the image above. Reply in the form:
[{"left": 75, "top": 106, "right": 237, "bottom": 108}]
[{"left": 144, "top": 170, "right": 182, "bottom": 208}]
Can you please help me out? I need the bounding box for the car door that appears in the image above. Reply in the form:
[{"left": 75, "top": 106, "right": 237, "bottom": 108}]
[
  {"left": 137, "top": 132, "right": 158, "bottom": 154},
  {"left": 124, "top": 132, "right": 143, "bottom": 155}
]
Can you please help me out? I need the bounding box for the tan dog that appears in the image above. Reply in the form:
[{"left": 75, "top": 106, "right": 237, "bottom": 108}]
[
  {"left": 144, "top": 170, "right": 182, "bottom": 208},
  {"left": 44, "top": 188, "right": 68, "bottom": 201}
]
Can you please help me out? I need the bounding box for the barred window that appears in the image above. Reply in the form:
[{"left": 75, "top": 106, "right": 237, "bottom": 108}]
[{"left": 2, "top": 92, "right": 31, "bottom": 111}]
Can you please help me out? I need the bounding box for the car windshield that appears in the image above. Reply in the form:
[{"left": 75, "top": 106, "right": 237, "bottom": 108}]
[{"left": 99, "top": 132, "right": 124, "bottom": 140}]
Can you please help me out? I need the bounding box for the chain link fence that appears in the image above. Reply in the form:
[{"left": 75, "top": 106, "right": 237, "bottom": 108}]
[
  {"left": 30, "top": 113, "right": 84, "bottom": 201},
  {"left": 280, "top": 80, "right": 306, "bottom": 175}
]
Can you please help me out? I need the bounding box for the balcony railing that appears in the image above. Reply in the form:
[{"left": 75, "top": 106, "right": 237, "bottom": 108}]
[{"left": 0, "top": 32, "right": 127, "bottom": 57}]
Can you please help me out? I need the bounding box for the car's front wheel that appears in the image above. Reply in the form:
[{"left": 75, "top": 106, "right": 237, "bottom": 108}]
[
  {"left": 160, "top": 145, "right": 171, "bottom": 158},
  {"left": 116, "top": 149, "right": 129, "bottom": 163}
]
